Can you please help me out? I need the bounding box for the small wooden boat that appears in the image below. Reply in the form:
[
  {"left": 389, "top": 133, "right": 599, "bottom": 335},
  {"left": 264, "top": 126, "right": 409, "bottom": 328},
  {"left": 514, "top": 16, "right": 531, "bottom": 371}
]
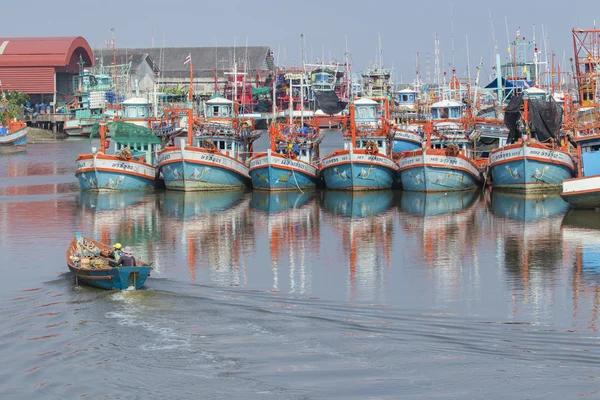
[
  {"left": 65, "top": 233, "right": 152, "bottom": 290},
  {"left": 0, "top": 121, "right": 27, "bottom": 153}
]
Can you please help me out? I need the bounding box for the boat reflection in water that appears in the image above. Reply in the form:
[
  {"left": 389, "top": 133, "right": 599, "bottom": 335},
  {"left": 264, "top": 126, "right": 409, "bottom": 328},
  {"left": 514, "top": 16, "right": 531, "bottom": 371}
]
[
  {"left": 399, "top": 189, "right": 479, "bottom": 216},
  {"left": 489, "top": 191, "right": 569, "bottom": 316},
  {"left": 78, "top": 192, "right": 161, "bottom": 268},
  {"left": 398, "top": 190, "right": 481, "bottom": 284},
  {"left": 489, "top": 191, "right": 569, "bottom": 221},
  {"left": 250, "top": 190, "right": 315, "bottom": 214},
  {"left": 251, "top": 191, "right": 319, "bottom": 293},
  {"left": 322, "top": 191, "right": 395, "bottom": 301},
  {"left": 322, "top": 190, "right": 395, "bottom": 218},
  {"left": 161, "top": 190, "right": 254, "bottom": 284},
  {"left": 562, "top": 210, "right": 600, "bottom": 331}
]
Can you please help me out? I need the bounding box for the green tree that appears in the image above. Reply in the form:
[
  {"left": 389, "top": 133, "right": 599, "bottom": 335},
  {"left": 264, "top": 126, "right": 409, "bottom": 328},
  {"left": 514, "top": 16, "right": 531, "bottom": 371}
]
[{"left": 0, "top": 90, "right": 28, "bottom": 124}]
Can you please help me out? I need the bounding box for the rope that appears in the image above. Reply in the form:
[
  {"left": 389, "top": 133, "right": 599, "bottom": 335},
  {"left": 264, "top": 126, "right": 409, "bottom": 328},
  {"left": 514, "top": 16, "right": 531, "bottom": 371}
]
[{"left": 291, "top": 168, "right": 304, "bottom": 194}]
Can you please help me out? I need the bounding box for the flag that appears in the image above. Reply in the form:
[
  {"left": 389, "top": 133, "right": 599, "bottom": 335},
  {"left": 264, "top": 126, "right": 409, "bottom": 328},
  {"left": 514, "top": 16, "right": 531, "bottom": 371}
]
[
  {"left": 516, "top": 28, "right": 521, "bottom": 38},
  {"left": 184, "top": 53, "right": 191, "bottom": 65}
]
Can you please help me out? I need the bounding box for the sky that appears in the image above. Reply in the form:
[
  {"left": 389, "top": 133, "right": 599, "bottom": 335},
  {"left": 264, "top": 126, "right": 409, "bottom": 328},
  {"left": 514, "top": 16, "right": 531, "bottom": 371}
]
[{"left": 3, "top": 0, "right": 599, "bottom": 84}]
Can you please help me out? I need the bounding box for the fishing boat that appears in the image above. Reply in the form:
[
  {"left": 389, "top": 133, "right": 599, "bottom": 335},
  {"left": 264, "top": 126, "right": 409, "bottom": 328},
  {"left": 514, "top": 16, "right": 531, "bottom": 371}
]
[
  {"left": 157, "top": 98, "right": 259, "bottom": 191},
  {"left": 489, "top": 87, "right": 574, "bottom": 192},
  {"left": 75, "top": 121, "right": 161, "bottom": 191},
  {"left": 0, "top": 120, "right": 27, "bottom": 153},
  {"left": 65, "top": 65, "right": 121, "bottom": 137},
  {"left": 249, "top": 122, "right": 322, "bottom": 191},
  {"left": 66, "top": 233, "right": 152, "bottom": 290},
  {"left": 561, "top": 29, "right": 600, "bottom": 209},
  {"left": 390, "top": 88, "right": 423, "bottom": 153},
  {"left": 0, "top": 84, "right": 27, "bottom": 153},
  {"left": 398, "top": 100, "right": 483, "bottom": 192},
  {"left": 250, "top": 66, "right": 323, "bottom": 191},
  {"left": 320, "top": 98, "right": 398, "bottom": 190}
]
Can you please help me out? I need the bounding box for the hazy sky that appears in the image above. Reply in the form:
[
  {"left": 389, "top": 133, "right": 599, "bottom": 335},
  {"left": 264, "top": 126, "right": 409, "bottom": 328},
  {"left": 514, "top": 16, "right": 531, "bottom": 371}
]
[{"left": 4, "top": 0, "right": 599, "bottom": 83}]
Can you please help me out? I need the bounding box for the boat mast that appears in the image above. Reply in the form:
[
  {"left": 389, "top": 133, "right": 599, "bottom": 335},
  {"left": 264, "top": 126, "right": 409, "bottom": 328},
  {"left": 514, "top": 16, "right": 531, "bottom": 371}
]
[
  {"left": 301, "top": 34, "right": 305, "bottom": 128},
  {"left": 270, "top": 63, "right": 277, "bottom": 152},
  {"left": 1, "top": 82, "right": 9, "bottom": 126},
  {"left": 111, "top": 29, "right": 119, "bottom": 118},
  {"left": 189, "top": 53, "right": 194, "bottom": 104}
]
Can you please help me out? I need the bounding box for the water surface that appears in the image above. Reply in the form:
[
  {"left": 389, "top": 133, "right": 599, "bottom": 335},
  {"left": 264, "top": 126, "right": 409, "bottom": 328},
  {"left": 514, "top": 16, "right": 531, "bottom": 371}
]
[{"left": 1, "top": 141, "right": 599, "bottom": 399}]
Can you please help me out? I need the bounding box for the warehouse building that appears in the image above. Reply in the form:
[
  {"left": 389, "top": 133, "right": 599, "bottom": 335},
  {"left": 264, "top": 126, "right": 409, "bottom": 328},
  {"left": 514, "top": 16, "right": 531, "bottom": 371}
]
[{"left": 0, "top": 36, "right": 94, "bottom": 107}]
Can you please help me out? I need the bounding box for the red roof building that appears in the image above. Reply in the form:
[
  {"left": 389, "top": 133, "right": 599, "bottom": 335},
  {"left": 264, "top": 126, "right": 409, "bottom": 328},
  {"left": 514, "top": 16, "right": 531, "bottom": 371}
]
[{"left": 0, "top": 37, "right": 93, "bottom": 101}]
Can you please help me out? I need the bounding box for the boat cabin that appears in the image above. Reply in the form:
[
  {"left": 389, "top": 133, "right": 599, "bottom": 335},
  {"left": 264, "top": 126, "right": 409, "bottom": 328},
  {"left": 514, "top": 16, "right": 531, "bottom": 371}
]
[
  {"left": 523, "top": 87, "right": 547, "bottom": 102},
  {"left": 353, "top": 98, "right": 380, "bottom": 124},
  {"left": 275, "top": 125, "right": 319, "bottom": 164},
  {"left": 122, "top": 97, "right": 152, "bottom": 127},
  {"left": 397, "top": 88, "right": 418, "bottom": 110},
  {"left": 310, "top": 69, "right": 336, "bottom": 92},
  {"left": 113, "top": 138, "right": 160, "bottom": 165},
  {"left": 431, "top": 100, "right": 463, "bottom": 120},
  {"left": 204, "top": 97, "right": 234, "bottom": 118}
]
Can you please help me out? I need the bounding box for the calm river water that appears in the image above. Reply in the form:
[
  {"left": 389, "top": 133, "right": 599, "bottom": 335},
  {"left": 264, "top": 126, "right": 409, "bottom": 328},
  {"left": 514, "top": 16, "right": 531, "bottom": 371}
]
[{"left": 1, "top": 137, "right": 600, "bottom": 399}]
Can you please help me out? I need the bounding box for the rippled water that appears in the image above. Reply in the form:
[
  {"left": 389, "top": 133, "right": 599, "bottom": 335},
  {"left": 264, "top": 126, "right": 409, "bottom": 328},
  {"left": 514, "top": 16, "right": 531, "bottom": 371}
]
[{"left": 1, "top": 140, "right": 600, "bottom": 399}]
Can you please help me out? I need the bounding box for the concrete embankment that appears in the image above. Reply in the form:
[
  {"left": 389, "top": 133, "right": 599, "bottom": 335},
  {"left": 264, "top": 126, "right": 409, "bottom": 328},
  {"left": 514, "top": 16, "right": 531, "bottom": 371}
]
[{"left": 28, "top": 127, "right": 68, "bottom": 142}]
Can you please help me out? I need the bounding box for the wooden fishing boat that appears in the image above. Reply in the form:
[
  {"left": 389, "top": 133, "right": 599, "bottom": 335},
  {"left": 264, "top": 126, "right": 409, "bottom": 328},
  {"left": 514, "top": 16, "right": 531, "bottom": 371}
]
[
  {"left": 249, "top": 122, "right": 322, "bottom": 191},
  {"left": 398, "top": 100, "right": 483, "bottom": 192},
  {"left": 0, "top": 121, "right": 27, "bottom": 153},
  {"left": 321, "top": 98, "right": 398, "bottom": 190},
  {"left": 561, "top": 28, "right": 600, "bottom": 209},
  {"left": 0, "top": 83, "right": 27, "bottom": 153},
  {"left": 489, "top": 88, "right": 574, "bottom": 192},
  {"left": 65, "top": 233, "right": 152, "bottom": 290},
  {"left": 158, "top": 99, "right": 259, "bottom": 191},
  {"left": 75, "top": 121, "right": 161, "bottom": 191}
]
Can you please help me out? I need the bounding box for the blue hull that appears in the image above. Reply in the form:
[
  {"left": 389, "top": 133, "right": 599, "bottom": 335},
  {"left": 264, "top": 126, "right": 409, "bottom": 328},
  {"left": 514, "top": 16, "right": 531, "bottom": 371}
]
[
  {"left": 75, "top": 171, "right": 156, "bottom": 192},
  {"left": 400, "top": 165, "right": 480, "bottom": 192},
  {"left": 0, "top": 128, "right": 27, "bottom": 153},
  {"left": 76, "top": 170, "right": 155, "bottom": 191},
  {"left": 322, "top": 162, "right": 396, "bottom": 190},
  {"left": 392, "top": 138, "right": 421, "bottom": 153},
  {"left": 490, "top": 158, "right": 573, "bottom": 192},
  {"left": 250, "top": 165, "right": 317, "bottom": 190},
  {"left": 69, "top": 265, "right": 152, "bottom": 290},
  {"left": 161, "top": 160, "right": 250, "bottom": 191}
]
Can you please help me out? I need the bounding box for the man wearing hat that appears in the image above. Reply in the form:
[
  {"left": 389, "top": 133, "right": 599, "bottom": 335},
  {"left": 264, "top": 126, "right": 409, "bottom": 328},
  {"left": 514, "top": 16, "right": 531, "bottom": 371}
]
[{"left": 115, "top": 246, "right": 137, "bottom": 267}]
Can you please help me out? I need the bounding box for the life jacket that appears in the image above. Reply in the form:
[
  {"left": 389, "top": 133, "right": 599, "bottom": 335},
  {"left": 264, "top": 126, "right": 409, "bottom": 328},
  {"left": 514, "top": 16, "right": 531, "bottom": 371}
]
[{"left": 112, "top": 250, "right": 122, "bottom": 262}]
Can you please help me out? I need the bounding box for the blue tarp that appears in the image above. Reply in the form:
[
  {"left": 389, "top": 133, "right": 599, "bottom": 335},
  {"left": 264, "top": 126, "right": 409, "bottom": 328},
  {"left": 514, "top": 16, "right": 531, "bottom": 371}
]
[{"left": 484, "top": 78, "right": 534, "bottom": 90}]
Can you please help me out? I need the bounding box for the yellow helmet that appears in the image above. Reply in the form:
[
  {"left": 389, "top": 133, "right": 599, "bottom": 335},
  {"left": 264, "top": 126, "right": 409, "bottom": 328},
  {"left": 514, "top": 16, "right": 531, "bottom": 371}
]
[{"left": 113, "top": 243, "right": 122, "bottom": 249}]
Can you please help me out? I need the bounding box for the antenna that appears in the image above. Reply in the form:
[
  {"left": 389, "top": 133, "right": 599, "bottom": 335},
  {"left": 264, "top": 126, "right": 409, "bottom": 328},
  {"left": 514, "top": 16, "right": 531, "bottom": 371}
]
[
  {"left": 466, "top": 34, "right": 471, "bottom": 83},
  {"left": 426, "top": 52, "right": 431, "bottom": 85},
  {"left": 488, "top": 8, "right": 498, "bottom": 55},
  {"left": 450, "top": 0, "right": 455, "bottom": 68},
  {"left": 504, "top": 16, "right": 512, "bottom": 61},
  {"left": 434, "top": 33, "right": 441, "bottom": 86}
]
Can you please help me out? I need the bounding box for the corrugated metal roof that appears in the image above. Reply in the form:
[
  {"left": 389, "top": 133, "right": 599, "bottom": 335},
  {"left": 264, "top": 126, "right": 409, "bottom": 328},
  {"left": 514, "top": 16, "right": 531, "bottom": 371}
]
[
  {"left": 95, "top": 46, "right": 274, "bottom": 78},
  {"left": 0, "top": 37, "right": 93, "bottom": 67},
  {"left": 0, "top": 67, "right": 54, "bottom": 93}
]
